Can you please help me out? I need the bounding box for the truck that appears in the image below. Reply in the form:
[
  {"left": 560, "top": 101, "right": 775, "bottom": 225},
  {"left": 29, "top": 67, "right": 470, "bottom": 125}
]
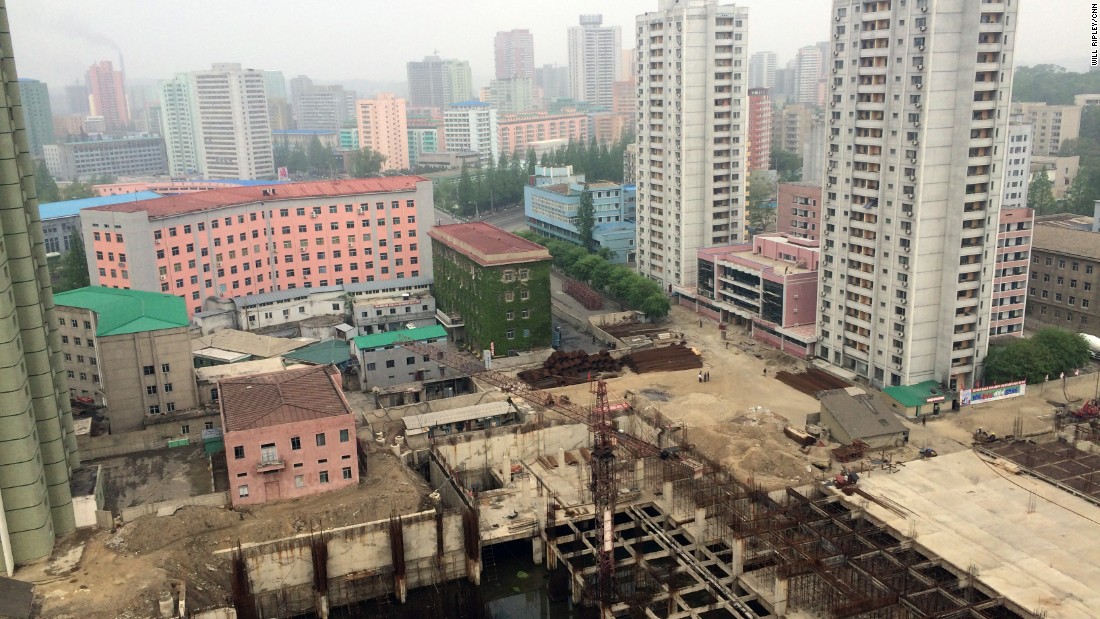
[{"left": 1081, "top": 333, "right": 1100, "bottom": 360}]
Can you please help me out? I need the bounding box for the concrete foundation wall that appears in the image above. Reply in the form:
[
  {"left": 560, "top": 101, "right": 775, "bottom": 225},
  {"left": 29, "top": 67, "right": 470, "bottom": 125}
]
[
  {"left": 76, "top": 413, "right": 221, "bottom": 460},
  {"left": 431, "top": 423, "right": 590, "bottom": 473},
  {"left": 120, "top": 491, "right": 228, "bottom": 522}
]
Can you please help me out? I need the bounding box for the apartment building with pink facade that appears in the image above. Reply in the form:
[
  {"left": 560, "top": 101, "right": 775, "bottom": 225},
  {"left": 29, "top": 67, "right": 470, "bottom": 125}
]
[
  {"left": 81, "top": 178, "right": 434, "bottom": 316},
  {"left": 681, "top": 234, "right": 820, "bottom": 358},
  {"left": 776, "top": 182, "right": 822, "bottom": 242},
  {"left": 220, "top": 365, "right": 358, "bottom": 507},
  {"left": 498, "top": 112, "right": 588, "bottom": 155},
  {"left": 990, "top": 207, "right": 1033, "bottom": 338},
  {"left": 357, "top": 94, "right": 410, "bottom": 171},
  {"left": 747, "top": 87, "right": 772, "bottom": 172}
]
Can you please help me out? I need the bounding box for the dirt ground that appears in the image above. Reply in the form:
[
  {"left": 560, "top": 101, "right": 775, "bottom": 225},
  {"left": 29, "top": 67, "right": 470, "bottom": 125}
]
[{"left": 22, "top": 447, "right": 432, "bottom": 619}]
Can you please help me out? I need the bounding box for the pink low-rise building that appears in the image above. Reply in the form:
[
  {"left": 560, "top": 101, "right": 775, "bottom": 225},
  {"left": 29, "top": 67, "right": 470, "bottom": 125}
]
[
  {"left": 679, "top": 234, "right": 820, "bottom": 358},
  {"left": 220, "top": 365, "right": 359, "bottom": 507},
  {"left": 498, "top": 112, "right": 589, "bottom": 156},
  {"left": 990, "top": 207, "right": 1033, "bottom": 338},
  {"left": 776, "top": 182, "right": 822, "bottom": 241}
]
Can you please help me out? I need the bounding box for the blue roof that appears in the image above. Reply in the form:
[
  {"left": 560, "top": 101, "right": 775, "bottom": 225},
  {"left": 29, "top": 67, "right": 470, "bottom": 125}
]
[
  {"left": 272, "top": 129, "right": 338, "bottom": 136},
  {"left": 40, "top": 191, "right": 163, "bottom": 219},
  {"left": 450, "top": 100, "right": 490, "bottom": 108}
]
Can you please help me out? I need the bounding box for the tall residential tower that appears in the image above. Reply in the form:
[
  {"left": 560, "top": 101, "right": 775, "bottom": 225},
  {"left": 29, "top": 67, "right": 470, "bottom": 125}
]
[
  {"left": 85, "top": 60, "right": 129, "bottom": 131},
  {"left": 495, "top": 29, "right": 535, "bottom": 80},
  {"left": 817, "top": 0, "right": 1018, "bottom": 392},
  {"left": 634, "top": 0, "right": 749, "bottom": 290},
  {"left": 567, "top": 15, "right": 621, "bottom": 109}
]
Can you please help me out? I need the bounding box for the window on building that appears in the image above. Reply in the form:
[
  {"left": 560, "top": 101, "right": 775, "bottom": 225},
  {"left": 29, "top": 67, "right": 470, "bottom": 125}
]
[
  {"left": 146, "top": 385, "right": 158, "bottom": 395},
  {"left": 506, "top": 329, "right": 515, "bottom": 339},
  {"left": 319, "top": 471, "right": 330, "bottom": 483},
  {"left": 291, "top": 436, "right": 301, "bottom": 450},
  {"left": 238, "top": 485, "right": 249, "bottom": 498},
  {"left": 144, "top": 365, "right": 155, "bottom": 375},
  {"left": 149, "top": 405, "right": 160, "bottom": 415},
  {"left": 342, "top": 467, "right": 353, "bottom": 480},
  {"left": 316, "top": 433, "right": 326, "bottom": 447},
  {"left": 294, "top": 475, "right": 304, "bottom": 488},
  {"left": 234, "top": 446, "right": 245, "bottom": 459},
  {"left": 386, "top": 359, "right": 395, "bottom": 368},
  {"left": 340, "top": 429, "right": 350, "bottom": 442}
]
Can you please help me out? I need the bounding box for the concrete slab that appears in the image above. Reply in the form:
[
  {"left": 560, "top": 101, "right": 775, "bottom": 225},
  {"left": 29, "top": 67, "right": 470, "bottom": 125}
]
[{"left": 854, "top": 450, "right": 1100, "bottom": 619}]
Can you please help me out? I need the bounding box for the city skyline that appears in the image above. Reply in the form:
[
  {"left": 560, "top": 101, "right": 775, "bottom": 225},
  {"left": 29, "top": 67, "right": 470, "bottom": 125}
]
[{"left": 8, "top": 0, "right": 1084, "bottom": 92}]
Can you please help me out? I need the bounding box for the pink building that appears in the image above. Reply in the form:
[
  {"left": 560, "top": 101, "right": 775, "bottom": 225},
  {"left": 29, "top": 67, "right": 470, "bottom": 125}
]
[
  {"left": 776, "top": 182, "right": 823, "bottom": 241},
  {"left": 498, "top": 112, "right": 588, "bottom": 156},
  {"left": 990, "top": 207, "right": 1033, "bottom": 338},
  {"left": 495, "top": 29, "right": 535, "bottom": 80},
  {"left": 93, "top": 180, "right": 274, "bottom": 196},
  {"left": 220, "top": 365, "right": 359, "bottom": 507},
  {"left": 86, "top": 60, "right": 129, "bottom": 132},
  {"left": 612, "top": 80, "right": 636, "bottom": 125},
  {"left": 681, "top": 234, "right": 820, "bottom": 358},
  {"left": 748, "top": 88, "right": 772, "bottom": 172},
  {"left": 357, "top": 94, "right": 410, "bottom": 171},
  {"left": 81, "top": 177, "right": 434, "bottom": 316},
  {"left": 591, "top": 113, "right": 629, "bottom": 146}
]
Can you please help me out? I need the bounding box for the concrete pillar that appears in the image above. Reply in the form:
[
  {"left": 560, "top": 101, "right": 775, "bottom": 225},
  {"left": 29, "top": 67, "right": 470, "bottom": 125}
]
[
  {"left": 774, "top": 576, "right": 789, "bottom": 616},
  {"left": 394, "top": 574, "right": 408, "bottom": 603},
  {"left": 635, "top": 459, "right": 646, "bottom": 491},
  {"left": 532, "top": 536, "right": 545, "bottom": 564},
  {"left": 731, "top": 538, "right": 744, "bottom": 576},
  {"left": 558, "top": 447, "right": 566, "bottom": 469},
  {"left": 466, "top": 554, "right": 482, "bottom": 586},
  {"left": 693, "top": 507, "right": 707, "bottom": 557},
  {"left": 314, "top": 591, "right": 330, "bottom": 619},
  {"left": 663, "top": 480, "right": 675, "bottom": 514},
  {"left": 572, "top": 571, "right": 585, "bottom": 605}
]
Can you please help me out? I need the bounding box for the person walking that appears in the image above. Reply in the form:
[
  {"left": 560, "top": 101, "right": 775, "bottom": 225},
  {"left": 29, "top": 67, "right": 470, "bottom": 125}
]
[
  {"left": 698, "top": 371, "right": 703, "bottom": 383},
  {"left": 763, "top": 368, "right": 767, "bottom": 376}
]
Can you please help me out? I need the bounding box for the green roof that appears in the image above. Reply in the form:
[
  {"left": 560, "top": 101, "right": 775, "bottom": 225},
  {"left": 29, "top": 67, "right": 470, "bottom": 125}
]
[
  {"left": 284, "top": 339, "right": 355, "bottom": 366},
  {"left": 882, "top": 380, "right": 951, "bottom": 408},
  {"left": 352, "top": 325, "right": 447, "bottom": 351},
  {"left": 54, "top": 287, "right": 189, "bottom": 336}
]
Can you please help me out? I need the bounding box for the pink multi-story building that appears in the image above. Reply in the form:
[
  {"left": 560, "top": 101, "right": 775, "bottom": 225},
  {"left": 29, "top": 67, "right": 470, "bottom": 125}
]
[
  {"left": 776, "top": 182, "right": 823, "bottom": 241},
  {"left": 681, "top": 234, "right": 820, "bottom": 358},
  {"left": 748, "top": 87, "right": 772, "bottom": 172},
  {"left": 591, "top": 112, "right": 629, "bottom": 146},
  {"left": 498, "top": 112, "right": 588, "bottom": 156},
  {"left": 990, "top": 207, "right": 1033, "bottom": 338},
  {"left": 220, "top": 365, "right": 359, "bottom": 507},
  {"left": 86, "top": 60, "right": 129, "bottom": 132},
  {"left": 357, "top": 94, "right": 410, "bottom": 171},
  {"left": 81, "top": 178, "right": 434, "bottom": 316},
  {"left": 93, "top": 180, "right": 274, "bottom": 196}
]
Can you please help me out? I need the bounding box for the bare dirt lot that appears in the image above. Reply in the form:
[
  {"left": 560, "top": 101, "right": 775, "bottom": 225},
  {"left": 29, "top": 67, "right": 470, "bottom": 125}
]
[
  {"left": 96, "top": 445, "right": 214, "bottom": 513},
  {"left": 22, "top": 448, "right": 431, "bottom": 619}
]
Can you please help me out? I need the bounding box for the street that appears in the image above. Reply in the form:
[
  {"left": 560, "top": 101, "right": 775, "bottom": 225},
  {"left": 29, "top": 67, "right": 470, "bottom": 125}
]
[{"left": 432, "top": 204, "right": 528, "bottom": 233}]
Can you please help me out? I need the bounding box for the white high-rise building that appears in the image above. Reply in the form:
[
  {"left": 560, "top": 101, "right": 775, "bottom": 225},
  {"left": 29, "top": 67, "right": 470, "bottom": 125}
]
[
  {"left": 444, "top": 102, "right": 498, "bottom": 166},
  {"left": 635, "top": 0, "right": 749, "bottom": 291},
  {"left": 749, "top": 51, "right": 776, "bottom": 89},
  {"left": 1002, "top": 114, "right": 1033, "bottom": 211},
  {"left": 817, "top": 0, "right": 1018, "bottom": 393},
  {"left": 567, "top": 14, "right": 621, "bottom": 109},
  {"left": 793, "top": 45, "right": 822, "bottom": 106},
  {"left": 159, "top": 74, "right": 199, "bottom": 177}
]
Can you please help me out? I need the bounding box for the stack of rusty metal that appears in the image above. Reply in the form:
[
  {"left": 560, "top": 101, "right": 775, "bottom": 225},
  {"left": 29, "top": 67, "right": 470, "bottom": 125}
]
[
  {"left": 563, "top": 278, "right": 604, "bottom": 310},
  {"left": 622, "top": 344, "right": 703, "bottom": 374},
  {"left": 517, "top": 350, "right": 624, "bottom": 388}
]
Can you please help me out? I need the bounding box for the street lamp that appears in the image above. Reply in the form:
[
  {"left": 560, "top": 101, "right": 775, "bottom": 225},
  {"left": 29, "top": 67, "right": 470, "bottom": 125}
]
[{"left": 468, "top": 201, "right": 479, "bottom": 220}]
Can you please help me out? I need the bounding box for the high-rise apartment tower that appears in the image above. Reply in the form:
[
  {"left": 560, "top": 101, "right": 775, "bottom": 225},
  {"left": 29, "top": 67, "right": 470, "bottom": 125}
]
[
  {"left": 495, "top": 29, "right": 535, "bottom": 80},
  {"left": 567, "top": 15, "right": 621, "bottom": 109}
]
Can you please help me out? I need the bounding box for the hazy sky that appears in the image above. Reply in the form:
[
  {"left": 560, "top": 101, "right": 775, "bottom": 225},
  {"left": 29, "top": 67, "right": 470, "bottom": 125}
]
[{"left": 7, "top": 0, "right": 1089, "bottom": 93}]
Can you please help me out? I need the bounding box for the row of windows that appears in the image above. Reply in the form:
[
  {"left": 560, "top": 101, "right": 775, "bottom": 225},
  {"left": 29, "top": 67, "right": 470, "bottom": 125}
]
[
  {"left": 232, "top": 429, "right": 350, "bottom": 459},
  {"left": 66, "top": 370, "right": 98, "bottom": 383},
  {"left": 237, "top": 466, "right": 353, "bottom": 497},
  {"left": 1033, "top": 255, "right": 1096, "bottom": 273},
  {"left": 60, "top": 335, "right": 95, "bottom": 347},
  {"left": 143, "top": 204, "right": 417, "bottom": 241},
  {"left": 148, "top": 403, "right": 177, "bottom": 414},
  {"left": 60, "top": 318, "right": 93, "bottom": 329},
  {"left": 1029, "top": 288, "right": 1092, "bottom": 308},
  {"left": 63, "top": 353, "right": 96, "bottom": 365}
]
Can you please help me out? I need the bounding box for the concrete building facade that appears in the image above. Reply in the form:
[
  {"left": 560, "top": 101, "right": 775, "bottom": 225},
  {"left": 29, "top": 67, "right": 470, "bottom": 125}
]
[
  {"left": 818, "top": 0, "right": 1018, "bottom": 392},
  {"left": 39, "top": 191, "right": 163, "bottom": 257},
  {"left": 495, "top": 29, "right": 535, "bottom": 80},
  {"left": 567, "top": 14, "right": 621, "bottom": 109},
  {"left": 159, "top": 74, "right": 200, "bottom": 177},
  {"left": 291, "top": 78, "right": 355, "bottom": 132},
  {"left": 989, "top": 207, "right": 1032, "bottom": 338},
  {"left": 190, "top": 64, "right": 275, "bottom": 180},
  {"left": 356, "top": 94, "right": 410, "bottom": 171},
  {"left": 1002, "top": 115, "right": 1033, "bottom": 211},
  {"left": 43, "top": 136, "right": 168, "bottom": 181},
  {"left": 793, "top": 45, "right": 823, "bottom": 107},
  {"left": 488, "top": 78, "right": 537, "bottom": 115},
  {"left": 353, "top": 291, "right": 436, "bottom": 335},
  {"left": 1025, "top": 224, "right": 1100, "bottom": 336},
  {"left": 1011, "top": 101, "right": 1082, "bottom": 157},
  {"left": 444, "top": 102, "right": 498, "bottom": 166},
  {"left": 0, "top": 9, "right": 80, "bottom": 573},
  {"left": 524, "top": 166, "right": 637, "bottom": 263},
  {"left": 85, "top": 60, "right": 129, "bottom": 131},
  {"left": 749, "top": 51, "right": 777, "bottom": 90},
  {"left": 350, "top": 325, "right": 449, "bottom": 391},
  {"left": 775, "top": 103, "right": 816, "bottom": 156},
  {"left": 54, "top": 287, "right": 199, "bottom": 433},
  {"left": 221, "top": 366, "right": 359, "bottom": 507},
  {"left": 498, "top": 112, "right": 588, "bottom": 156},
  {"left": 635, "top": 0, "right": 750, "bottom": 290},
  {"left": 80, "top": 178, "right": 435, "bottom": 316},
  {"left": 535, "top": 64, "right": 571, "bottom": 102},
  {"left": 17, "top": 78, "right": 53, "bottom": 157},
  {"left": 407, "top": 56, "right": 474, "bottom": 109},
  {"left": 429, "top": 223, "right": 552, "bottom": 354},
  {"left": 748, "top": 88, "right": 773, "bottom": 172},
  {"left": 776, "top": 182, "right": 822, "bottom": 242}
]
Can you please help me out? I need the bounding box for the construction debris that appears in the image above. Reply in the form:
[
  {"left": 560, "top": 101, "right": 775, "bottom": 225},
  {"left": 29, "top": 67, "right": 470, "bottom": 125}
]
[
  {"left": 562, "top": 278, "right": 604, "bottom": 310},
  {"left": 622, "top": 344, "right": 703, "bottom": 374},
  {"left": 517, "top": 350, "right": 623, "bottom": 388},
  {"left": 774, "top": 367, "right": 851, "bottom": 397}
]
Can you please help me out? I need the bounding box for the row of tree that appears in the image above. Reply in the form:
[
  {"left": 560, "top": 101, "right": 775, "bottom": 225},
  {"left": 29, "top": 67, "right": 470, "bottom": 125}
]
[
  {"left": 983, "top": 328, "right": 1091, "bottom": 385},
  {"left": 516, "top": 231, "right": 671, "bottom": 319},
  {"left": 436, "top": 134, "right": 635, "bottom": 218},
  {"left": 273, "top": 137, "right": 387, "bottom": 179},
  {"left": 34, "top": 162, "right": 111, "bottom": 202}
]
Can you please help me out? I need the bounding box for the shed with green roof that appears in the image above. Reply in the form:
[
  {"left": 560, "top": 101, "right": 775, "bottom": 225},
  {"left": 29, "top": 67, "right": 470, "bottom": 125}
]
[
  {"left": 881, "top": 380, "right": 955, "bottom": 419},
  {"left": 349, "top": 325, "right": 452, "bottom": 393}
]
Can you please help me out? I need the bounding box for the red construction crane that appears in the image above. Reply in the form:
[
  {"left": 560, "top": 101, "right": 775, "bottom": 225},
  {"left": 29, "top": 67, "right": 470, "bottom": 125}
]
[{"left": 396, "top": 337, "right": 694, "bottom": 612}]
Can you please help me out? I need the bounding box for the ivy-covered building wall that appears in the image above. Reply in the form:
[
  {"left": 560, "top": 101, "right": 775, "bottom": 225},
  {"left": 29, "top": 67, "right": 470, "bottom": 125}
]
[{"left": 431, "top": 234, "right": 551, "bottom": 355}]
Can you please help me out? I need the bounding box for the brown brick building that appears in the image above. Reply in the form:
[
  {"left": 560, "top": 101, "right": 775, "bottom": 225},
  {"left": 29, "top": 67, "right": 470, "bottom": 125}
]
[{"left": 1025, "top": 223, "right": 1100, "bottom": 336}]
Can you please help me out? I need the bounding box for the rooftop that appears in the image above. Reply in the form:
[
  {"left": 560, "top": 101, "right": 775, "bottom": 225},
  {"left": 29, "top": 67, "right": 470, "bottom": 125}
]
[
  {"left": 284, "top": 339, "right": 356, "bottom": 367},
  {"left": 40, "top": 191, "right": 163, "bottom": 220},
  {"left": 192, "top": 330, "right": 314, "bottom": 359},
  {"left": 449, "top": 100, "right": 491, "bottom": 108},
  {"left": 857, "top": 450, "right": 1100, "bottom": 619},
  {"left": 54, "top": 287, "right": 189, "bottom": 336},
  {"left": 194, "top": 357, "right": 293, "bottom": 383},
  {"left": 0, "top": 575, "right": 34, "bottom": 619},
  {"left": 429, "top": 222, "right": 551, "bottom": 267},
  {"left": 86, "top": 177, "right": 428, "bottom": 218},
  {"left": 402, "top": 401, "right": 514, "bottom": 431},
  {"left": 219, "top": 365, "right": 352, "bottom": 433},
  {"left": 882, "top": 380, "right": 952, "bottom": 408},
  {"left": 819, "top": 387, "right": 908, "bottom": 440},
  {"left": 1033, "top": 223, "right": 1100, "bottom": 260},
  {"left": 352, "top": 324, "right": 447, "bottom": 351}
]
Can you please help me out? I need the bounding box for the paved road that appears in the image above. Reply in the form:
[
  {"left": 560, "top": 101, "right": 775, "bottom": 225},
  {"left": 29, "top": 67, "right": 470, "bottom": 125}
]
[{"left": 432, "top": 204, "right": 527, "bottom": 232}]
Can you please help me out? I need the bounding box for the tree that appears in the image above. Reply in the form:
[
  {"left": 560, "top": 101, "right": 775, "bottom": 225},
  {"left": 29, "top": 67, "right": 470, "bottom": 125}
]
[
  {"left": 747, "top": 170, "right": 777, "bottom": 230},
  {"left": 351, "top": 147, "right": 386, "bottom": 178},
  {"left": 771, "top": 149, "right": 802, "bottom": 180},
  {"left": 307, "top": 137, "right": 335, "bottom": 176},
  {"left": 576, "top": 186, "right": 595, "bottom": 250},
  {"left": 61, "top": 181, "right": 95, "bottom": 200},
  {"left": 1026, "top": 171, "right": 1057, "bottom": 215},
  {"left": 525, "top": 149, "right": 537, "bottom": 176},
  {"left": 983, "top": 328, "right": 1091, "bottom": 384},
  {"left": 54, "top": 234, "right": 90, "bottom": 292},
  {"left": 1062, "top": 169, "right": 1094, "bottom": 215},
  {"left": 34, "top": 161, "right": 59, "bottom": 202}
]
